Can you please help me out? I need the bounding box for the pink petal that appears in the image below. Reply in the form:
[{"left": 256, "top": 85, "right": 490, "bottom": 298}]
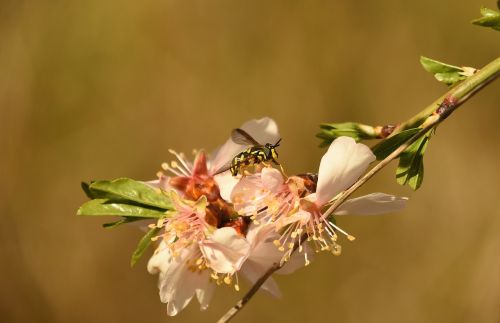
[
  {"left": 261, "top": 167, "right": 284, "bottom": 192},
  {"left": 230, "top": 174, "right": 267, "bottom": 215},
  {"left": 275, "top": 209, "right": 311, "bottom": 230},
  {"left": 334, "top": 193, "right": 408, "bottom": 215},
  {"left": 192, "top": 151, "right": 209, "bottom": 176},
  {"left": 246, "top": 224, "right": 284, "bottom": 266},
  {"left": 200, "top": 227, "right": 250, "bottom": 273},
  {"left": 240, "top": 261, "right": 282, "bottom": 298},
  {"left": 144, "top": 174, "right": 170, "bottom": 191},
  {"left": 316, "top": 137, "right": 375, "bottom": 205},
  {"left": 213, "top": 171, "right": 240, "bottom": 202},
  {"left": 156, "top": 246, "right": 200, "bottom": 316}
]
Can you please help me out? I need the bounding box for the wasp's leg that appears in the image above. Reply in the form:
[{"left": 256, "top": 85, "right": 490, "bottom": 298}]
[{"left": 276, "top": 162, "right": 287, "bottom": 178}]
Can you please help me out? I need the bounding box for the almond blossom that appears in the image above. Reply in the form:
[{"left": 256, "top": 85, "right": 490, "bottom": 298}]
[
  {"left": 147, "top": 117, "right": 289, "bottom": 315},
  {"left": 230, "top": 136, "right": 407, "bottom": 264},
  {"left": 145, "top": 119, "right": 407, "bottom": 316}
]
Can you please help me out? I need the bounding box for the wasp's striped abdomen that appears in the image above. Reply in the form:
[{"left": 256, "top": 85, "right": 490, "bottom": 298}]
[{"left": 230, "top": 147, "right": 269, "bottom": 176}]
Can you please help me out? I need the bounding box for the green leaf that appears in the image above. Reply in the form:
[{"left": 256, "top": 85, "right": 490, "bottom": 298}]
[
  {"left": 420, "top": 56, "right": 469, "bottom": 86},
  {"left": 372, "top": 128, "right": 420, "bottom": 160},
  {"left": 102, "top": 216, "right": 145, "bottom": 229},
  {"left": 317, "top": 122, "right": 376, "bottom": 146},
  {"left": 472, "top": 7, "right": 500, "bottom": 31},
  {"left": 81, "top": 182, "right": 95, "bottom": 199},
  {"left": 89, "top": 178, "right": 172, "bottom": 210},
  {"left": 396, "top": 131, "right": 432, "bottom": 190},
  {"left": 130, "top": 226, "right": 161, "bottom": 267},
  {"left": 77, "top": 199, "right": 167, "bottom": 217}
]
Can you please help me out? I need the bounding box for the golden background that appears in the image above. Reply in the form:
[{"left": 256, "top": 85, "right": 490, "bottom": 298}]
[{"left": 1, "top": 1, "right": 499, "bottom": 322}]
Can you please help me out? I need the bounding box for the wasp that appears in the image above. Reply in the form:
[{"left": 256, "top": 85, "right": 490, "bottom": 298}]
[{"left": 215, "top": 128, "right": 282, "bottom": 176}]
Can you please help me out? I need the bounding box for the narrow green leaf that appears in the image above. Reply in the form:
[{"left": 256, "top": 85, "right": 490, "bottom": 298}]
[
  {"left": 396, "top": 131, "right": 432, "bottom": 190},
  {"left": 102, "top": 217, "right": 145, "bottom": 229},
  {"left": 130, "top": 226, "right": 161, "bottom": 267},
  {"left": 89, "top": 178, "right": 172, "bottom": 210},
  {"left": 81, "top": 180, "right": 132, "bottom": 200},
  {"left": 420, "top": 56, "right": 469, "bottom": 86},
  {"left": 77, "top": 199, "right": 166, "bottom": 218},
  {"left": 372, "top": 128, "right": 420, "bottom": 160},
  {"left": 472, "top": 7, "right": 500, "bottom": 31}
]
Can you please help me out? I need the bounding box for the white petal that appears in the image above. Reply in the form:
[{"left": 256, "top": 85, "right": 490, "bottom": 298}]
[
  {"left": 196, "top": 280, "right": 215, "bottom": 311},
  {"left": 200, "top": 227, "right": 250, "bottom": 273},
  {"left": 246, "top": 223, "right": 275, "bottom": 249},
  {"left": 240, "top": 117, "right": 280, "bottom": 145},
  {"left": 240, "top": 261, "right": 282, "bottom": 298},
  {"left": 316, "top": 137, "right": 375, "bottom": 205},
  {"left": 246, "top": 224, "right": 283, "bottom": 267},
  {"left": 157, "top": 247, "right": 199, "bottom": 316},
  {"left": 334, "top": 193, "right": 408, "bottom": 215},
  {"left": 147, "top": 241, "right": 172, "bottom": 274},
  {"left": 261, "top": 167, "right": 284, "bottom": 192},
  {"left": 214, "top": 171, "right": 240, "bottom": 202}
]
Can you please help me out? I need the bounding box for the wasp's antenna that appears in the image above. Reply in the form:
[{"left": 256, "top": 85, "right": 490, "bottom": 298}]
[{"left": 274, "top": 138, "right": 282, "bottom": 147}]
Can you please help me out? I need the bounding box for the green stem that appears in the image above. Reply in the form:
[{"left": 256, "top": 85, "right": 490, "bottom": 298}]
[{"left": 391, "top": 56, "right": 500, "bottom": 134}]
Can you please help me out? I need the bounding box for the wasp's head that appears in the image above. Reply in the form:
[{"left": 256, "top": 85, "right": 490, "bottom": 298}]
[
  {"left": 265, "top": 138, "right": 281, "bottom": 163},
  {"left": 265, "top": 138, "right": 281, "bottom": 149}
]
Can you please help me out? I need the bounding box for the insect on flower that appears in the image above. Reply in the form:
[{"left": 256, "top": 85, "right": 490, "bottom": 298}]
[{"left": 214, "top": 128, "right": 283, "bottom": 176}]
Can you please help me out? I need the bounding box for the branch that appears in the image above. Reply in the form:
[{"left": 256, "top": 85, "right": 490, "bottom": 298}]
[
  {"left": 381, "top": 56, "right": 500, "bottom": 138},
  {"left": 217, "top": 57, "right": 500, "bottom": 323}
]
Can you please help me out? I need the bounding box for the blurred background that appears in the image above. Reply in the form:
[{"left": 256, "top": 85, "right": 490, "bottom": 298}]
[{"left": 1, "top": 0, "right": 499, "bottom": 322}]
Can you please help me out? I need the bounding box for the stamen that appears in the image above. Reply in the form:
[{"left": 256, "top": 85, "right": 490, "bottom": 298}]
[
  {"left": 161, "top": 163, "right": 183, "bottom": 177},
  {"left": 234, "top": 273, "right": 241, "bottom": 291},
  {"left": 168, "top": 149, "right": 192, "bottom": 174}
]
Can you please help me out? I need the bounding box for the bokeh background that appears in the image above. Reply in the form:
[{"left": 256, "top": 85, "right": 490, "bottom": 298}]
[{"left": 1, "top": 0, "right": 499, "bottom": 322}]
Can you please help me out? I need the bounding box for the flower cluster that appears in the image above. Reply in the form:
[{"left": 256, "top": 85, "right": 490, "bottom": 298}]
[{"left": 146, "top": 117, "right": 407, "bottom": 315}]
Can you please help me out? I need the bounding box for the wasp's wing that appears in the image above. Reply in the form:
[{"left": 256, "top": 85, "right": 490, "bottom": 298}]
[
  {"left": 231, "top": 128, "right": 261, "bottom": 146},
  {"left": 212, "top": 160, "right": 233, "bottom": 176}
]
